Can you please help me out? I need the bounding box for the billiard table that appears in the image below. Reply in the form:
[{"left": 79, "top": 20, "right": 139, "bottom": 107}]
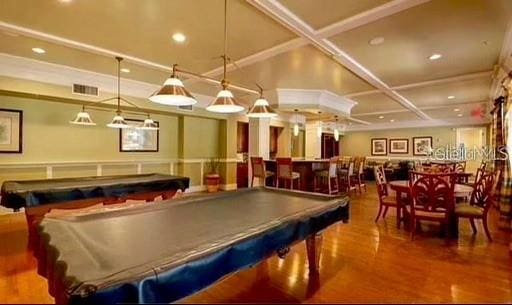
[
  {"left": 1, "top": 173, "right": 190, "bottom": 246},
  {"left": 35, "top": 187, "right": 350, "bottom": 304}
]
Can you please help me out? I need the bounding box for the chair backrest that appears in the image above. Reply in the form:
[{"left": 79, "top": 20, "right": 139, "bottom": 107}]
[
  {"left": 276, "top": 157, "right": 293, "bottom": 178},
  {"left": 470, "top": 172, "right": 494, "bottom": 212},
  {"left": 411, "top": 172, "right": 456, "bottom": 214},
  {"left": 347, "top": 161, "right": 355, "bottom": 176},
  {"left": 474, "top": 167, "right": 485, "bottom": 186},
  {"left": 250, "top": 157, "right": 265, "bottom": 178},
  {"left": 374, "top": 166, "right": 389, "bottom": 199},
  {"left": 455, "top": 161, "right": 466, "bottom": 173},
  {"left": 479, "top": 160, "right": 487, "bottom": 171},
  {"left": 490, "top": 169, "right": 501, "bottom": 204},
  {"left": 328, "top": 156, "right": 339, "bottom": 178}
]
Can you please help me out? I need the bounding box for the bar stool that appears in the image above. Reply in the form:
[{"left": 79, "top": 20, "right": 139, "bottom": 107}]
[
  {"left": 357, "top": 157, "right": 366, "bottom": 193},
  {"left": 339, "top": 161, "right": 358, "bottom": 195},
  {"left": 250, "top": 157, "right": 274, "bottom": 187},
  {"left": 313, "top": 156, "right": 339, "bottom": 194},
  {"left": 276, "top": 157, "right": 301, "bottom": 189}
]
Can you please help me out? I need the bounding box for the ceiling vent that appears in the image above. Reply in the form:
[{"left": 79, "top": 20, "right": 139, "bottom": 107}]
[
  {"left": 177, "top": 105, "right": 193, "bottom": 112},
  {"left": 72, "top": 84, "right": 99, "bottom": 96}
]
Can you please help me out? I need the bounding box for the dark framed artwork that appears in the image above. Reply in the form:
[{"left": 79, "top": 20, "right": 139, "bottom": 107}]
[
  {"left": 389, "top": 138, "right": 409, "bottom": 154},
  {"left": 371, "top": 138, "right": 387, "bottom": 156},
  {"left": 0, "top": 108, "right": 23, "bottom": 153},
  {"left": 412, "top": 136, "right": 433, "bottom": 156},
  {"left": 119, "top": 119, "right": 159, "bottom": 152}
]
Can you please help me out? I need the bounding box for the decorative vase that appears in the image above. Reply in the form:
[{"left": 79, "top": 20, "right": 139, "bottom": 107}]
[{"left": 205, "top": 173, "right": 220, "bottom": 193}]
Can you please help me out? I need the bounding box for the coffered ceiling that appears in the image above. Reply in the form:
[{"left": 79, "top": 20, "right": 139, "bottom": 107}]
[{"left": 0, "top": 0, "right": 511, "bottom": 130}]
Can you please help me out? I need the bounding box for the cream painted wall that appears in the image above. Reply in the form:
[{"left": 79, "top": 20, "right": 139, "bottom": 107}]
[
  {"left": 0, "top": 95, "right": 179, "bottom": 163},
  {"left": 341, "top": 127, "right": 459, "bottom": 158}
]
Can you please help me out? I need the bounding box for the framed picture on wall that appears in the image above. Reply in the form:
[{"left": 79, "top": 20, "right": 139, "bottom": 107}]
[
  {"left": 413, "top": 136, "right": 433, "bottom": 156},
  {"left": 389, "top": 138, "right": 409, "bottom": 154},
  {"left": 119, "top": 119, "right": 159, "bottom": 152},
  {"left": 371, "top": 138, "right": 387, "bottom": 156},
  {"left": 0, "top": 108, "right": 23, "bottom": 153}
]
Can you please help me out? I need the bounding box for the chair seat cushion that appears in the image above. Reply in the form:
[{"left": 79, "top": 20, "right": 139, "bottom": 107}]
[
  {"left": 413, "top": 209, "right": 447, "bottom": 219},
  {"left": 455, "top": 204, "right": 484, "bottom": 217},
  {"left": 316, "top": 170, "right": 329, "bottom": 177},
  {"left": 279, "top": 172, "right": 300, "bottom": 179},
  {"left": 265, "top": 171, "right": 275, "bottom": 177}
]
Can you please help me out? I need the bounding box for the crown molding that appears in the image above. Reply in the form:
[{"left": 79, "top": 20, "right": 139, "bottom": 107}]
[
  {"left": 346, "top": 117, "right": 490, "bottom": 132},
  {"left": 274, "top": 88, "right": 358, "bottom": 116},
  {"left": 0, "top": 53, "right": 215, "bottom": 108}
]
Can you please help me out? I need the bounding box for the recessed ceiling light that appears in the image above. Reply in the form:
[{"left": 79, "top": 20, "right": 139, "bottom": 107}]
[
  {"left": 390, "top": 119, "right": 395, "bottom": 122},
  {"left": 368, "top": 37, "right": 385, "bottom": 46},
  {"left": 32, "top": 47, "right": 46, "bottom": 54},
  {"left": 429, "top": 53, "right": 442, "bottom": 61},
  {"left": 454, "top": 108, "right": 460, "bottom": 112},
  {"left": 378, "top": 115, "right": 384, "bottom": 119},
  {"left": 448, "top": 95, "right": 455, "bottom": 99},
  {"left": 58, "top": 0, "right": 73, "bottom": 3},
  {"left": 120, "top": 68, "right": 130, "bottom": 73},
  {"left": 457, "top": 113, "right": 463, "bottom": 117},
  {"left": 172, "top": 33, "right": 186, "bottom": 43}
]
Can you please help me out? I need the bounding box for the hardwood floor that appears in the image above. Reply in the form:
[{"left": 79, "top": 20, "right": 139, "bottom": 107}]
[{"left": 1, "top": 183, "right": 511, "bottom": 303}]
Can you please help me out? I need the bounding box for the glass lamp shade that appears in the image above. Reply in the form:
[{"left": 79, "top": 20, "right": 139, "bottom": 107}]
[
  {"left": 138, "top": 118, "right": 159, "bottom": 130},
  {"left": 107, "top": 115, "right": 129, "bottom": 129},
  {"left": 149, "top": 77, "right": 197, "bottom": 106},
  {"left": 247, "top": 98, "right": 277, "bottom": 118},
  {"left": 317, "top": 125, "right": 322, "bottom": 138},
  {"left": 69, "top": 111, "right": 96, "bottom": 126},
  {"left": 293, "top": 123, "right": 299, "bottom": 137},
  {"left": 334, "top": 128, "right": 340, "bottom": 141},
  {"left": 206, "top": 89, "right": 245, "bottom": 113}
]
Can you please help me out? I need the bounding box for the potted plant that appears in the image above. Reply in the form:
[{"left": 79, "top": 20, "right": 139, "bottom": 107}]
[{"left": 205, "top": 158, "right": 221, "bottom": 193}]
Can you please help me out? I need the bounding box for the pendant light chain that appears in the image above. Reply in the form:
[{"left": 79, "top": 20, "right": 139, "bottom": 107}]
[
  {"left": 222, "top": 0, "right": 228, "bottom": 87},
  {"left": 116, "top": 56, "right": 122, "bottom": 114}
]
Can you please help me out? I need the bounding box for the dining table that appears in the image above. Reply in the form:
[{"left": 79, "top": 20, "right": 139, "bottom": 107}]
[{"left": 388, "top": 180, "right": 474, "bottom": 237}]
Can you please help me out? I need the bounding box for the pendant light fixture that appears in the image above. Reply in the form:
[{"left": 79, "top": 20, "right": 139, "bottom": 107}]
[
  {"left": 293, "top": 109, "right": 300, "bottom": 137},
  {"left": 247, "top": 84, "right": 277, "bottom": 118},
  {"left": 149, "top": 64, "right": 197, "bottom": 106},
  {"left": 206, "top": 0, "right": 245, "bottom": 113},
  {"left": 333, "top": 115, "right": 340, "bottom": 142},
  {"left": 107, "top": 57, "right": 129, "bottom": 129},
  {"left": 316, "top": 111, "right": 322, "bottom": 138},
  {"left": 69, "top": 105, "right": 96, "bottom": 126},
  {"left": 139, "top": 115, "right": 159, "bottom": 130}
]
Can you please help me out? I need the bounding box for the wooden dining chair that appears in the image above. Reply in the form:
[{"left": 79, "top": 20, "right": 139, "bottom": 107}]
[
  {"left": 275, "top": 157, "right": 300, "bottom": 189},
  {"left": 374, "top": 166, "right": 400, "bottom": 223},
  {"left": 454, "top": 161, "right": 468, "bottom": 184},
  {"left": 409, "top": 172, "right": 456, "bottom": 241},
  {"left": 250, "top": 157, "right": 274, "bottom": 187},
  {"left": 455, "top": 172, "right": 494, "bottom": 241},
  {"left": 313, "top": 156, "right": 339, "bottom": 194}
]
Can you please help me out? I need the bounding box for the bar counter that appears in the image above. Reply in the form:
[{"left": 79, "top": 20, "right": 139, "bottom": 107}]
[{"left": 264, "top": 159, "right": 330, "bottom": 192}]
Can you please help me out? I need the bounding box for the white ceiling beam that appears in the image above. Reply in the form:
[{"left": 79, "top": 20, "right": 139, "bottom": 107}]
[
  {"left": 317, "top": 0, "right": 431, "bottom": 38},
  {"left": 352, "top": 100, "right": 488, "bottom": 117},
  {"left": 0, "top": 22, "right": 174, "bottom": 73},
  {"left": 346, "top": 70, "right": 493, "bottom": 98},
  {"left": 199, "top": 0, "right": 429, "bottom": 79},
  {"left": 247, "top": 0, "right": 431, "bottom": 120}
]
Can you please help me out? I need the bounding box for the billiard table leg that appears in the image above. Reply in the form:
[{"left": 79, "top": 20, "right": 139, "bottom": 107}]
[{"left": 306, "top": 233, "right": 323, "bottom": 274}]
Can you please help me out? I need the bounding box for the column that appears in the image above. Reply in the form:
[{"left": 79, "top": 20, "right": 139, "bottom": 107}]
[
  {"left": 305, "top": 121, "right": 321, "bottom": 159},
  {"left": 248, "top": 117, "right": 271, "bottom": 186}
]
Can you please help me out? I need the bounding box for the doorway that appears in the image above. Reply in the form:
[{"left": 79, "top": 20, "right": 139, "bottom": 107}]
[{"left": 456, "top": 127, "right": 486, "bottom": 173}]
